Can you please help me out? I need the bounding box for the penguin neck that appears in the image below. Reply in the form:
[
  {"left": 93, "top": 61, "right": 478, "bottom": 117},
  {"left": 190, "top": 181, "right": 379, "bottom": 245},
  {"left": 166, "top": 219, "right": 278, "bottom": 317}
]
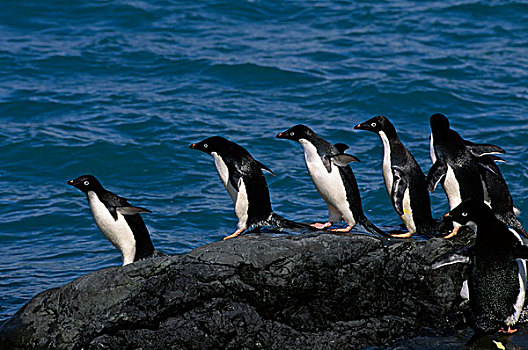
[{"left": 299, "top": 139, "right": 322, "bottom": 163}]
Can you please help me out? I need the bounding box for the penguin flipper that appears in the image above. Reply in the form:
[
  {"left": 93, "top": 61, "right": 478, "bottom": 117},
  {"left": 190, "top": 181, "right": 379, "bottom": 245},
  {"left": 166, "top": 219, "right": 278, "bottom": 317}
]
[
  {"left": 432, "top": 253, "right": 470, "bottom": 269},
  {"left": 257, "top": 161, "right": 276, "bottom": 176},
  {"left": 465, "top": 142, "right": 505, "bottom": 157},
  {"left": 326, "top": 154, "right": 361, "bottom": 168},
  {"left": 483, "top": 154, "right": 506, "bottom": 163},
  {"left": 228, "top": 171, "right": 242, "bottom": 191},
  {"left": 391, "top": 168, "right": 407, "bottom": 217},
  {"left": 117, "top": 206, "right": 152, "bottom": 215},
  {"left": 427, "top": 159, "right": 447, "bottom": 193},
  {"left": 322, "top": 155, "right": 333, "bottom": 173},
  {"left": 477, "top": 161, "right": 501, "bottom": 176}
]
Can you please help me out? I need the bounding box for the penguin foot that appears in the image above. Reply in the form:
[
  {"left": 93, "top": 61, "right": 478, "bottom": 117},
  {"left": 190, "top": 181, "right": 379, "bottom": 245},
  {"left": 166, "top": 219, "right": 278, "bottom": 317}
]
[
  {"left": 499, "top": 326, "right": 517, "bottom": 334},
  {"left": 390, "top": 231, "right": 413, "bottom": 238},
  {"left": 329, "top": 226, "right": 352, "bottom": 233},
  {"left": 311, "top": 222, "right": 332, "bottom": 230},
  {"left": 224, "top": 228, "right": 245, "bottom": 240},
  {"left": 443, "top": 225, "right": 460, "bottom": 239}
]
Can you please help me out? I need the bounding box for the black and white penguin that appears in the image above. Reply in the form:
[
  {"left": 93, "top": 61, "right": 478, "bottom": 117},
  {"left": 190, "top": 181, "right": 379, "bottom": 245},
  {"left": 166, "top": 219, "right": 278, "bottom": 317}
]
[
  {"left": 68, "top": 175, "right": 161, "bottom": 266},
  {"left": 355, "top": 116, "right": 442, "bottom": 237},
  {"left": 442, "top": 199, "right": 528, "bottom": 335},
  {"left": 464, "top": 140, "right": 527, "bottom": 237},
  {"left": 190, "top": 136, "right": 307, "bottom": 240},
  {"left": 430, "top": 113, "right": 526, "bottom": 237},
  {"left": 276, "top": 125, "right": 388, "bottom": 237},
  {"left": 428, "top": 114, "right": 485, "bottom": 214}
]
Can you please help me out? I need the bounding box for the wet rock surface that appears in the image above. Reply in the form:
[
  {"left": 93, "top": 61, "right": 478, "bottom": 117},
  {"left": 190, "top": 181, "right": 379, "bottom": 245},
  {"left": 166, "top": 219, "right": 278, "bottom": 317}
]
[{"left": 1, "top": 232, "right": 471, "bottom": 349}]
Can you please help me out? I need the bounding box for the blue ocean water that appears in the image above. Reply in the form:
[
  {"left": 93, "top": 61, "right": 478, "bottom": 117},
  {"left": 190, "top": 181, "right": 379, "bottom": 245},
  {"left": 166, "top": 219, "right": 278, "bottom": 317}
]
[{"left": 1, "top": 0, "right": 528, "bottom": 342}]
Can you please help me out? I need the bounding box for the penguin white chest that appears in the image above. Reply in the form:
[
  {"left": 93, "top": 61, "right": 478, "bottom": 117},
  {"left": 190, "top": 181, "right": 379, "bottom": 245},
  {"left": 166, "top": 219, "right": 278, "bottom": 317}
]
[
  {"left": 299, "top": 140, "right": 351, "bottom": 220},
  {"left": 87, "top": 191, "right": 136, "bottom": 265},
  {"left": 443, "top": 166, "right": 461, "bottom": 209},
  {"left": 212, "top": 152, "right": 238, "bottom": 202},
  {"left": 379, "top": 131, "right": 393, "bottom": 194}
]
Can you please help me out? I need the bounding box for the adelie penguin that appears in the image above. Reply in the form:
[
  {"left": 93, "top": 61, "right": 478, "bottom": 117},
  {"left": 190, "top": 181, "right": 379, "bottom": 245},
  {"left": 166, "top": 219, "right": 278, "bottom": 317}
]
[
  {"left": 355, "top": 116, "right": 445, "bottom": 237},
  {"left": 474, "top": 152, "right": 527, "bottom": 236},
  {"left": 68, "top": 175, "right": 162, "bottom": 266},
  {"left": 429, "top": 113, "right": 526, "bottom": 237},
  {"left": 190, "top": 136, "right": 309, "bottom": 240},
  {"left": 428, "top": 114, "right": 485, "bottom": 211},
  {"left": 276, "top": 125, "right": 388, "bottom": 237},
  {"left": 441, "top": 199, "right": 528, "bottom": 337}
]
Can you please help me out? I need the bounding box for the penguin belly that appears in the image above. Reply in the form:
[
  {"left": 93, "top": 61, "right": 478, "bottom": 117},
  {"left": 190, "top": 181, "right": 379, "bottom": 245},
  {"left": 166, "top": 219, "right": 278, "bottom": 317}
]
[
  {"left": 379, "top": 131, "right": 416, "bottom": 233},
  {"left": 443, "top": 166, "right": 462, "bottom": 209},
  {"left": 234, "top": 178, "right": 249, "bottom": 230},
  {"left": 300, "top": 140, "right": 355, "bottom": 225},
  {"left": 401, "top": 188, "right": 417, "bottom": 233},
  {"left": 87, "top": 191, "right": 136, "bottom": 265}
]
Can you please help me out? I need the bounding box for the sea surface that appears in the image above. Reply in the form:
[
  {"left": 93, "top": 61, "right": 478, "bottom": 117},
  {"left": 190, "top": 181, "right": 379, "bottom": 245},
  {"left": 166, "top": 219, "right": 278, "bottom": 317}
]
[{"left": 1, "top": 0, "right": 528, "bottom": 347}]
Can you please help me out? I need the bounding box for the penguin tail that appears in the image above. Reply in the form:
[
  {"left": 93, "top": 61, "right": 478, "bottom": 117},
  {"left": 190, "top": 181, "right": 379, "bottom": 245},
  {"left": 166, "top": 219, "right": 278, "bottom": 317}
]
[
  {"left": 267, "top": 213, "right": 318, "bottom": 231},
  {"left": 358, "top": 217, "right": 391, "bottom": 237},
  {"left": 424, "top": 219, "right": 453, "bottom": 237},
  {"left": 152, "top": 249, "right": 167, "bottom": 258},
  {"left": 503, "top": 213, "right": 528, "bottom": 238}
]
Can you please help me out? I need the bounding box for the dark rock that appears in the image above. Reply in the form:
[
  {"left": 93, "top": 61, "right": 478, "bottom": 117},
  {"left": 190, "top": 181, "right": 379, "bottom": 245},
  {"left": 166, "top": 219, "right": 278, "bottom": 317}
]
[{"left": 0, "top": 232, "right": 470, "bottom": 349}]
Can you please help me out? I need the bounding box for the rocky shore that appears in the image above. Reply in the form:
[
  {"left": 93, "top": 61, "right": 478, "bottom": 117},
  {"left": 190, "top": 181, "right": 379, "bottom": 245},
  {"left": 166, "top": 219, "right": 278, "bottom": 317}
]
[{"left": 1, "top": 232, "right": 472, "bottom": 349}]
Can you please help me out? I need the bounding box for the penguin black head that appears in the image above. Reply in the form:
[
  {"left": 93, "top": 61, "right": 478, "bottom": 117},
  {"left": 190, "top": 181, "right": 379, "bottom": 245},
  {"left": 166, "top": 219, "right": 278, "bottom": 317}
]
[
  {"left": 276, "top": 124, "right": 316, "bottom": 142},
  {"left": 68, "top": 175, "right": 104, "bottom": 194},
  {"left": 443, "top": 199, "right": 491, "bottom": 234},
  {"left": 190, "top": 136, "right": 257, "bottom": 166},
  {"left": 189, "top": 136, "right": 234, "bottom": 155},
  {"left": 354, "top": 116, "right": 394, "bottom": 134},
  {"left": 430, "top": 114, "right": 450, "bottom": 133}
]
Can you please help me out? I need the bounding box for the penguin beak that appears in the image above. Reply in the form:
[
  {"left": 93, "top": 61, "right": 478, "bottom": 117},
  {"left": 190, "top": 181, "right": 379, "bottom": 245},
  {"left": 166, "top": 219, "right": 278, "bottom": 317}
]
[
  {"left": 354, "top": 123, "right": 368, "bottom": 131},
  {"left": 67, "top": 180, "right": 74, "bottom": 186},
  {"left": 276, "top": 132, "right": 286, "bottom": 139},
  {"left": 189, "top": 143, "right": 196, "bottom": 149}
]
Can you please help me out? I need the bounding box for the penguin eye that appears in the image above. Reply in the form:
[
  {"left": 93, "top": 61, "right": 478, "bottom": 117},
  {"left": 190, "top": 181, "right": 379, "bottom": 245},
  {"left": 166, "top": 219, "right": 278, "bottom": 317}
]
[
  {"left": 203, "top": 143, "right": 208, "bottom": 149},
  {"left": 371, "top": 122, "right": 377, "bottom": 127},
  {"left": 290, "top": 132, "right": 295, "bottom": 137},
  {"left": 462, "top": 212, "right": 468, "bottom": 217},
  {"left": 84, "top": 181, "right": 90, "bottom": 186}
]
